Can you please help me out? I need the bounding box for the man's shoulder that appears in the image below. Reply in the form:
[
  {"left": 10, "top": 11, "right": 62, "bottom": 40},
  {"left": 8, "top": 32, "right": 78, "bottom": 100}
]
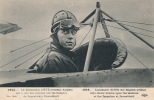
[
  {"left": 48, "top": 51, "right": 60, "bottom": 57},
  {"left": 48, "top": 50, "right": 65, "bottom": 58},
  {"left": 48, "top": 50, "right": 71, "bottom": 61}
]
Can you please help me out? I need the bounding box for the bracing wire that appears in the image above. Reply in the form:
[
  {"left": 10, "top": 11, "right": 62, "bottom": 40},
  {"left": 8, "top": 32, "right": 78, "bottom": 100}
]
[
  {"left": 80, "top": 22, "right": 92, "bottom": 26},
  {"left": 14, "top": 25, "right": 92, "bottom": 69},
  {"left": 1, "top": 22, "right": 91, "bottom": 68},
  {"left": 105, "top": 19, "right": 154, "bottom": 34},
  {"left": 79, "top": 26, "right": 93, "bottom": 46},
  {"left": 106, "top": 24, "right": 154, "bottom": 38},
  {"left": 14, "top": 24, "right": 92, "bottom": 68},
  {"left": 119, "top": 23, "right": 154, "bottom": 33},
  {"left": 0, "top": 42, "right": 50, "bottom": 68},
  {"left": 9, "top": 23, "right": 90, "bottom": 53},
  {"left": 79, "top": 25, "right": 87, "bottom": 30},
  {"left": 110, "top": 34, "right": 154, "bottom": 73},
  {"left": 98, "top": 24, "right": 153, "bottom": 73},
  {"left": 80, "top": 22, "right": 92, "bottom": 30},
  {"left": 10, "top": 37, "right": 50, "bottom": 53},
  {"left": 104, "top": 18, "right": 154, "bottom": 26},
  {"left": 14, "top": 49, "right": 47, "bottom": 68}
]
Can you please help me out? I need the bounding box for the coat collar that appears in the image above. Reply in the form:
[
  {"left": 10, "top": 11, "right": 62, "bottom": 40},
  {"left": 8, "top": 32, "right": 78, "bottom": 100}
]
[{"left": 50, "top": 43, "right": 75, "bottom": 58}]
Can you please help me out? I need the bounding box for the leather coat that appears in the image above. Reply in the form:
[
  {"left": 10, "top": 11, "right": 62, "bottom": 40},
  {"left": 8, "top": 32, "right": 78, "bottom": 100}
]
[{"left": 36, "top": 34, "right": 79, "bottom": 73}]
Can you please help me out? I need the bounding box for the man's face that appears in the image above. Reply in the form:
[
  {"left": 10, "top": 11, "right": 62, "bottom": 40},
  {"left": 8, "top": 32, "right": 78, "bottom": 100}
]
[{"left": 57, "top": 28, "right": 77, "bottom": 50}]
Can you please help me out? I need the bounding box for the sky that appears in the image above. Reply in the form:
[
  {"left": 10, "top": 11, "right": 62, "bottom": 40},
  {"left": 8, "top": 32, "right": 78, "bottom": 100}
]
[{"left": 0, "top": 0, "right": 154, "bottom": 71}]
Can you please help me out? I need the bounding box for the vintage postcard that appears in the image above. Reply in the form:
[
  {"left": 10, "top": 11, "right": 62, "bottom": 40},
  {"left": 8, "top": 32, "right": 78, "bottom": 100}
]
[{"left": 0, "top": 0, "right": 154, "bottom": 100}]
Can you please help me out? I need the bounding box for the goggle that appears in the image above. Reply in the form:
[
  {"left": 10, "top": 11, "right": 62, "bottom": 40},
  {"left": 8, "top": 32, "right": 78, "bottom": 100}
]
[
  {"left": 52, "top": 19, "right": 80, "bottom": 33},
  {"left": 59, "top": 19, "right": 80, "bottom": 30}
]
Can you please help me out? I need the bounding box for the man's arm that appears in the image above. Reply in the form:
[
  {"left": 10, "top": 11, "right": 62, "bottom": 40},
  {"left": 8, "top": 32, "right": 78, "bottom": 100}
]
[{"left": 37, "top": 52, "right": 79, "bottom": 73}]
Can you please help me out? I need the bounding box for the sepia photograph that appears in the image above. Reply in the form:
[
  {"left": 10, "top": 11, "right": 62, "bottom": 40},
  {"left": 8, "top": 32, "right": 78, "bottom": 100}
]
[
  {"left": 0, "top": 0, "right": 154, "bottom": 87},
  {"left": 0, "top": 0, "right": 154, "bottom": 99}
]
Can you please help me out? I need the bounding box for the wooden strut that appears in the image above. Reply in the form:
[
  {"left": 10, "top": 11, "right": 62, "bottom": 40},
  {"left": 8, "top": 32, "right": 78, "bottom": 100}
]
[
  {"left": 100, "top": 12, "right": 110, "bottom": 38},
  {"left": 101, "top": 10, "right": 154, "bottom": 50},
  {"left": 81, "top": 10, "right": 96, "bottom": 23},
  {"left": 83, "top": 2, "right": 100, "bottom": 72}
]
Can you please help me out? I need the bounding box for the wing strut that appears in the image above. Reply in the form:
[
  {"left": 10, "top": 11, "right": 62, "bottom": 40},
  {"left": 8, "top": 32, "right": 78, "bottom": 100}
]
[
  {"left": 100, "top": 12, "right": 110, "bottom": 38},
  {"left": 81, "top": 10, "right": 96, "bottom": 23},
  {"left": 83, "top": 2, "right": 100, "bottom": 72}
]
